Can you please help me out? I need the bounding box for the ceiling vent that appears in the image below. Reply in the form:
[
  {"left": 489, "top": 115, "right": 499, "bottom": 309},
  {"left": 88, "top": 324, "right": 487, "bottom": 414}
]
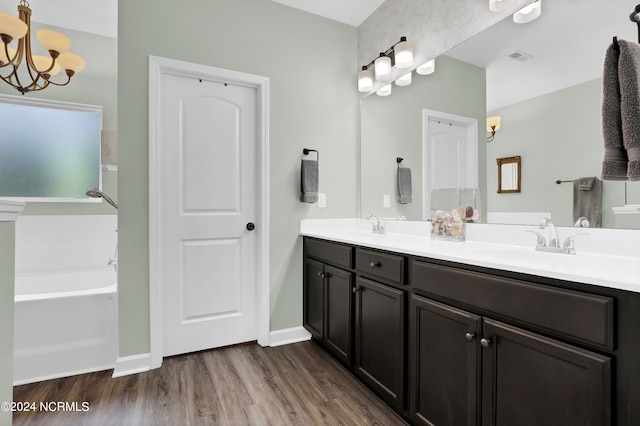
[{"left": 507, "top": 50, "right": 533, "bottom": 62}]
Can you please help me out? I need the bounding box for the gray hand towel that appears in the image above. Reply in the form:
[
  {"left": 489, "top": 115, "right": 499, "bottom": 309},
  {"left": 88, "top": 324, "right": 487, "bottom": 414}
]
[
  {"left": 300, "top": 159, "right": 318, "bottom": 203},
  {"left": 601, "top": 42, "right": 627, "bottom": 180},
  {"left": 397, "top": 167, "right": 412, "bottom": 204},
  {"left": 573, "top": 177, "right": 602, "bottom": 228},
  {"left": 618, "top": 39, "right": 640, "bottom": 181}
]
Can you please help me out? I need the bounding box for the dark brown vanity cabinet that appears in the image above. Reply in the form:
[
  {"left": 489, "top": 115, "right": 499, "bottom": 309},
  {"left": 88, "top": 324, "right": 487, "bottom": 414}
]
[
  {"left": 353, "top": 248, "right": 407, "bottom": 412},
  {"left": 410, "top": 260, "right": 612, "bottom": 426},
  {"left": 354, "top": 276, "right": 405, "bottom": 411},
  {"left": 303, "top": 239, "right": 354, "bottom": 365},
  {"left": 302, "top": 237, "right": 640, "bottom": 425}
]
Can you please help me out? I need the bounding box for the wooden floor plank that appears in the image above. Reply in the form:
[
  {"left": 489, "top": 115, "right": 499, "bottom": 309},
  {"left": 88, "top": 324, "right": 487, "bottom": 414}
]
[{"left": 12, "top": 340, "right": 406, "bottom": 425}]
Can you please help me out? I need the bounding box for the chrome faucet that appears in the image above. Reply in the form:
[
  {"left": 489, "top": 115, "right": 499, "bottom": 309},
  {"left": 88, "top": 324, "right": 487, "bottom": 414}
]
[
  {"left": 366, "top": 214, "right": 386, "bottom": 234},
  {"left": 539, "top": 218, "right": 560, "bottom": 248},
  {"left": 526, "top": 218, "right": 587, "bottom": 255}
]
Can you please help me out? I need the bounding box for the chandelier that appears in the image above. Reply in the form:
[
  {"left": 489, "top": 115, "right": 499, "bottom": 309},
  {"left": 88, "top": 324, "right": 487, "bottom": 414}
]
[{"left": 0, "top": 0, "right": 85, "bottom": 94}]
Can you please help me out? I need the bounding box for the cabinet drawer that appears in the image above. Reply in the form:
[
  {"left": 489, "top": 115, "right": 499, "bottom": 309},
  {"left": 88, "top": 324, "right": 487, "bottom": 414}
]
[
  {"left": 304, "top": 238, "right": 353, "bottom": 269},
  {"left": 356, "top": 248, "right": 405, "bottom": 284},
  {"left": 412, "top": 260, "right": 614, "bottom": 349}
]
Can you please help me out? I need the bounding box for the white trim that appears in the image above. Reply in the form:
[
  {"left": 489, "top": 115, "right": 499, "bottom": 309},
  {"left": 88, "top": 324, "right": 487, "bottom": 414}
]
[
  {"left": 422, "top": 109, "right": 479, "bottom": 220},
  {"left": 148, "top": 56, "right": 270, "bottom": 370},
  {"left": 269, "top": 327, "right": 312, "bottom": 347},
  {"left": 112, "top": 353, "right": 152, "bottom": 378},
  {"left": 612, "top": 205, "right": 640, "bottom": 215},
  {"left": 0, "top": 199, "right": 25, "bottom": 222}
]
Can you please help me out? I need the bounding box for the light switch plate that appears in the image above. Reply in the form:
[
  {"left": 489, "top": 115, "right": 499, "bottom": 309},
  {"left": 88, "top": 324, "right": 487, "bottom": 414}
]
[
  {"left": 383, "top": 194, "right": 390, "bottom": 208},
  {"left": 318, "top": 193, "right": 326, "bottom": 208}
]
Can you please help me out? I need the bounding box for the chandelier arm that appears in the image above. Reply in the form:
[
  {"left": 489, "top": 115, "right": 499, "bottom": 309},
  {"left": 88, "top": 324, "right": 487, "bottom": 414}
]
[{"left": 40, "top": 73, "right": 71, "bottom": 88}]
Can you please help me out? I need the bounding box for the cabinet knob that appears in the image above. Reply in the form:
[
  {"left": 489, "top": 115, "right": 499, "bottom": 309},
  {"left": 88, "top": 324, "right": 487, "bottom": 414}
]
[
  {"left": 352, "top": 286, "right": 360, "bottom": 293},
  {"left": 317, "top": 272, "right": 325, "bottom": 278},
  {"left": 370, "top": 261, "right": 381, "bottom": 268},
  {"left": 480, "top": 338, "right": 491, "bottom": 348},
  {"left": 465, "top": 333, "right": 475, "bottom": 342}
]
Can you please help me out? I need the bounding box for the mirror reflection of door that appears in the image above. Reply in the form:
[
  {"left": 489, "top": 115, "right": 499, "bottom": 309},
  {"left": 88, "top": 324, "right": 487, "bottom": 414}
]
[{"left": 497, "top": 156, "right": 521, "bottom": 193}]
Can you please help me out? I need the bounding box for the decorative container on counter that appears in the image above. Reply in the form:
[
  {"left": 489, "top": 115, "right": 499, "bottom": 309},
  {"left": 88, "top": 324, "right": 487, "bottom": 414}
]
[{"left": 430, "top": 188, "right": 481, "bottom": 241}]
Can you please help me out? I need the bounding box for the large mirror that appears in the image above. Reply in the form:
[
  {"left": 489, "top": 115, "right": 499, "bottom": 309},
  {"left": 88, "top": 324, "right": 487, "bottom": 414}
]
[{"left": 360, "top": 0, "right": 640, "bottom": 229}]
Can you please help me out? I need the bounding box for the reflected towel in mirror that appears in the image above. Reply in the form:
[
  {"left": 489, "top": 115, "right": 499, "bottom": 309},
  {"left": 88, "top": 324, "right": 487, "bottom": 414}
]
[{"left": 573, "top": 177, "right": 602, "bottom": 228}]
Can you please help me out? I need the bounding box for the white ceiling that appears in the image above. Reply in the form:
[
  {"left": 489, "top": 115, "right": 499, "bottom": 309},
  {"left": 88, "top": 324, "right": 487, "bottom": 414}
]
[
  {"left": 269, "top": 0, "right": 384, "bottom": 26},
  {"left": 3, "top": 0, "right": 634, "bottom": 111},
  {"left": 0, "top": 0, "right": 117, "bottom": 38},
  {"left": 446, "top": 0, "right": 639, "bottom": 110}
]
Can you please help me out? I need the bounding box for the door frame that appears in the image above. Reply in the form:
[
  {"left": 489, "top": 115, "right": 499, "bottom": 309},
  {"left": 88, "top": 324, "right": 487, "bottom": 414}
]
[
  {"left": 148, "top": 55, "right": 270, "bottom": 369},
  {"left": 422, "top": 109, "right": 478, "bottom": 220}
]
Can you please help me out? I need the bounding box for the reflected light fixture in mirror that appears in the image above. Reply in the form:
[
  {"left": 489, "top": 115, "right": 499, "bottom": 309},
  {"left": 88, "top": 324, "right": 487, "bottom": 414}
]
[
  {"left": 377, "top": 83, "right": 392, "bottom": 96},
  {"left": 395, "top": 72, "right": 412, "bottom": 86},
  {"left": 416, "top": 59, "right": 436, "bottom": 75},
  {"left": 489, "top": 0, "right": 515, "bottom": 12},
  {"left": 0, "top": 0, "right": 86, "bottom": 94},
  {"left": 513, "top": 0, "right": 542, "bottom": 24},
  {"left": 487, "top": 116, "right": 501, "bottom": 142}
]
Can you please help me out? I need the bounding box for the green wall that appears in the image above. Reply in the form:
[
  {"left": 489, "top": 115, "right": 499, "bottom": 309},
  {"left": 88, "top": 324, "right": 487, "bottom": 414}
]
[
  {"left": 117, "top": 0, "right": 358, "bottom": 356},
  {"left": 488, "top": 78, "right": 640, "bottom": 228},
  {"left": 360, "top": 55, "right": 487, "bottom": 220},
  {"left": 0, "top": 221, "right": 15, "bottom": 426},
  {"left": 0, "top": 23, "right": 117, "bottom": 216}
]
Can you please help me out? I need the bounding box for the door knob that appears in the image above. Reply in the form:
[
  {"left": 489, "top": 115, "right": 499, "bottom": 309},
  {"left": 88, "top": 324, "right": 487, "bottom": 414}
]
[{"left": 246, "top": 222, "right": 255, "bottom": 231}]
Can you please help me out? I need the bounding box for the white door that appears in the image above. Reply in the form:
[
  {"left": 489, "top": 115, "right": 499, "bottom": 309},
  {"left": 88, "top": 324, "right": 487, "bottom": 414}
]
[
  {"left": 423, "top": 110, "right": 478, "bottom": 219},
  {"left": 159, "top": 73, "right": 258, "bottom": 357}
]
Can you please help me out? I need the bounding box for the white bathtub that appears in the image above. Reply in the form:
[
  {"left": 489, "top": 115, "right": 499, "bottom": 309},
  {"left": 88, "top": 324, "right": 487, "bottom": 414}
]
[{"left": 13, "top": 268, "right": 118, "bottom": 385}]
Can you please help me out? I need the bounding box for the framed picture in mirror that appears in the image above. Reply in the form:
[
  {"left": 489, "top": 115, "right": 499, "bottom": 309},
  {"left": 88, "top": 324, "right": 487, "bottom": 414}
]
[{"left": 497, "top": 156, "right": 521, "bottom": 193}]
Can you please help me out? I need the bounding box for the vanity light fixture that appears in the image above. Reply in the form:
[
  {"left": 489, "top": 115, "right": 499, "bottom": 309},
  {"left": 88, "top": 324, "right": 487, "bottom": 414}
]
[
  {"left": 374, "top": 53, "right": 392, "bottom": 81},
  {"left": 489, "top": 0, "right": 515, "bottom": 12},
  {"left": 487, "top": 116, "right": 501, "bottom": 142},
  {"left": 416, "top": 58, "right": 436, "bottom": 75},
  {"left": 357, "top": 66, "right": 374, "bottom": 92},
  {"left": 0, "top": 0, "right": 86, "bottom": 94},
  {"left": 513, "top": 0, "right": 542, "bottom": 24},
  {"left": 357, "top": 36, "right": 414, "bottom": 92}
]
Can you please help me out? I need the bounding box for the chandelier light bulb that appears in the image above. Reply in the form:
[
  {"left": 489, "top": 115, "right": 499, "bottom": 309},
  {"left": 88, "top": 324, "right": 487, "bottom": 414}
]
[{"left": 0, "top": 2, "right": 85, "bottom": 93}]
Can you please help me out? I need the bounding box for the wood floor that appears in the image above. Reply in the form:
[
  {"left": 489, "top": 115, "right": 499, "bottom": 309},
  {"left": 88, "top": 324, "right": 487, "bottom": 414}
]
[{"left": 12, "top": 340, "right": 406, "bottom": 425}]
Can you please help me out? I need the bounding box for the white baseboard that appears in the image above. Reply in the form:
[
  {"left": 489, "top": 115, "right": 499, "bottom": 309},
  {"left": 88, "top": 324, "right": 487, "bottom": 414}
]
[
  {"left": 269, "top": 326, "right": 311, "bottom": 347},
  {"left": 112, "top": 353, "right": 152, "bottom": 378}
]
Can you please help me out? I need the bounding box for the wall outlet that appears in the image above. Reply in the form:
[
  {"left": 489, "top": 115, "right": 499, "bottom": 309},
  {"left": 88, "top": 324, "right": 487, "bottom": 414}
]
[
  {"left": 383, "top": 194, "right": 391, "bottom": 208},
  {"left": 318, "top": 193, "right": 326, "bottom": 208}
]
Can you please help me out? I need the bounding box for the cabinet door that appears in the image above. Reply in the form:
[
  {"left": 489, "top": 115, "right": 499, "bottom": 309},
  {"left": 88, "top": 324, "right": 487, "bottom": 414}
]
[
  {"left": 355, "top": 277, "right": 405, "bottom": 411},
  {"left": 303, "top": 258, "right": 324, "bottom": 340},
  {"left": 481, "top": 318, "right": 611, "bottom": 426},
  {"left": 324, "top": 265, "right": 353, "bottom": 365},
  {"left": 409, "top": 295, "right": 481, "bottom": 426}
]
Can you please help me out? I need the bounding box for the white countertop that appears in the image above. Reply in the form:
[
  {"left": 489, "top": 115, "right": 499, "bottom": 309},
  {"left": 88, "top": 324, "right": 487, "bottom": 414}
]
[{"left": 300, "top": 219, "right": 640, "bottom": 294}]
